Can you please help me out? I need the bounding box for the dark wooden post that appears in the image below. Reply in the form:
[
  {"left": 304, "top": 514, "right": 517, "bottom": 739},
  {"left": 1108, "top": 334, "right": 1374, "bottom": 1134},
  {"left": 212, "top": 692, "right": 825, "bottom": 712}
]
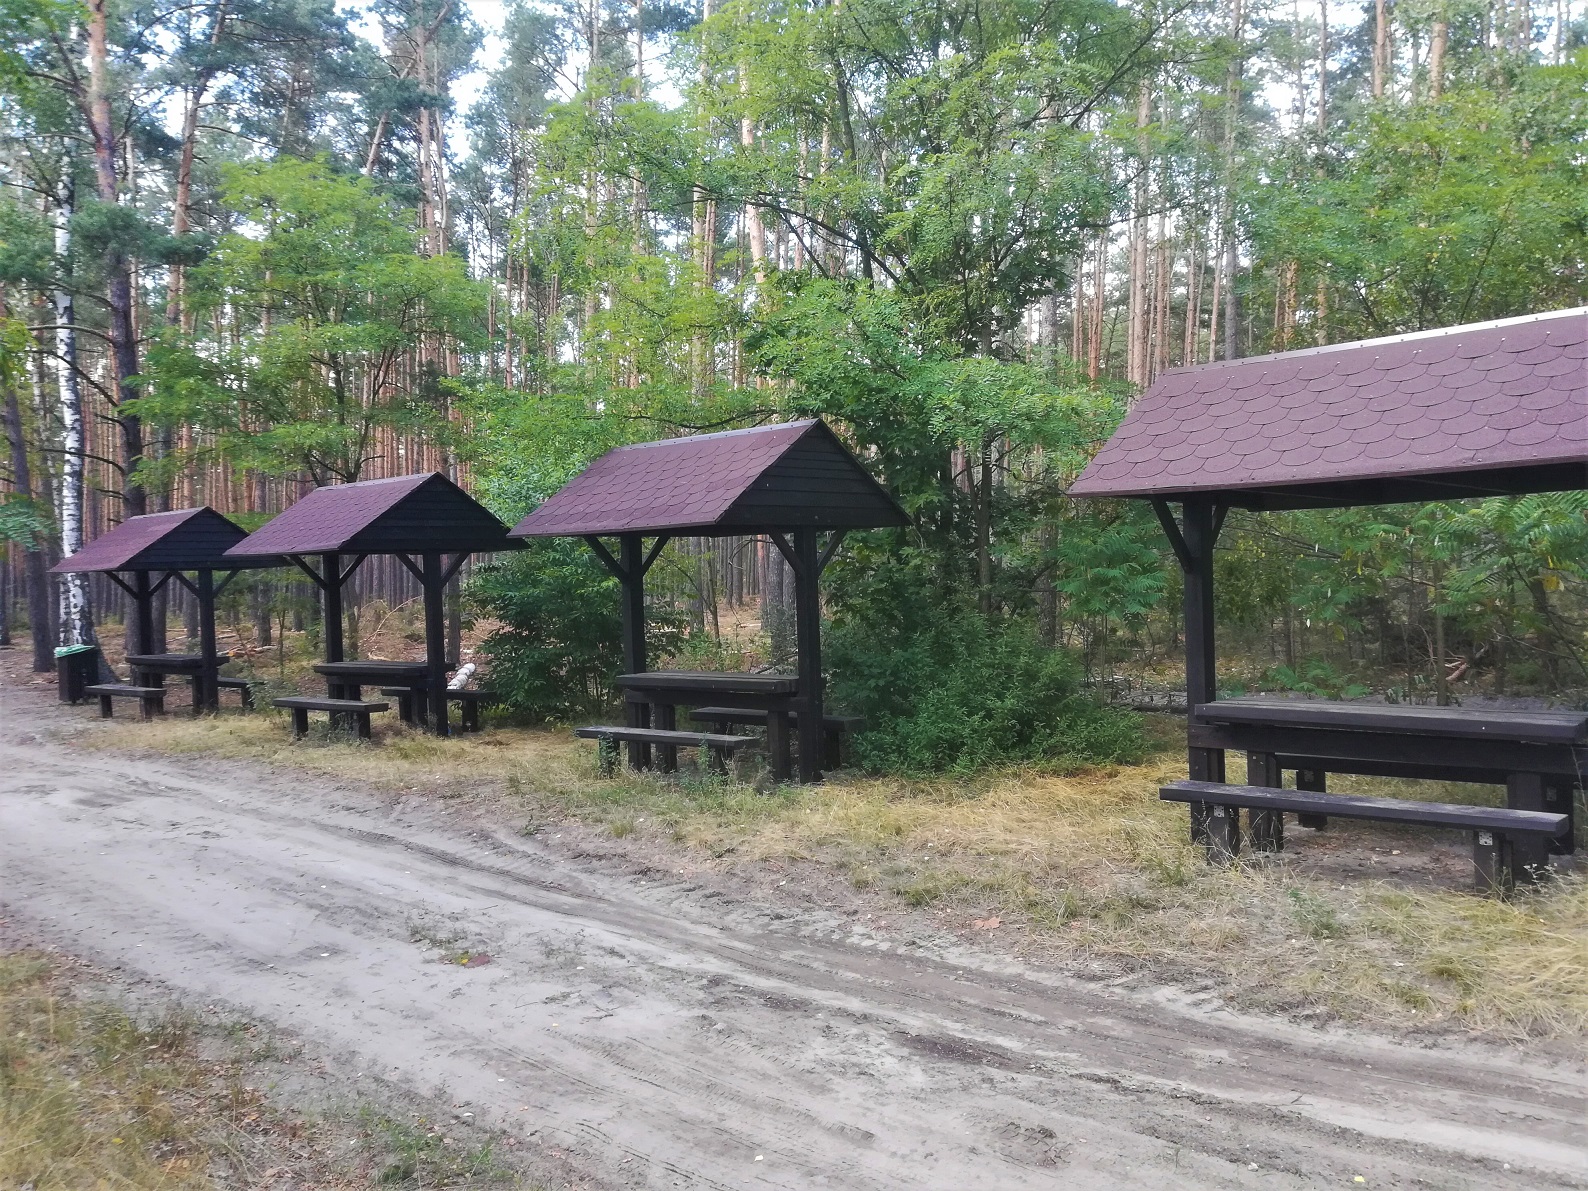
[
  {"left": 132, "top": 570, "right": 154, "bottom": 658},
  {"left": 618, "top": 533, "right": 651, "bottom": 768},
  {"left": 1181, "top": 500, "right": 1223, "bottom": 785},
  {"left": 196, "top": 568, "right": 218, "bottom": 712},
  {"left": 423, "top": 551, "right": 449, "bottom": 736},
  {"left": 793, "top": 528, "right": 823, "bottom": 783},
  {"left": 322, "top": 553, "right": 344, "bottom": 663}
]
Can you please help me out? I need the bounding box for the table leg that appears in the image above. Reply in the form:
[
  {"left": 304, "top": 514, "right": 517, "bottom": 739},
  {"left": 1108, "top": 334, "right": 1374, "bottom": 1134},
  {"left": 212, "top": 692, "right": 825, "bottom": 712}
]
[
  {"left": 1295, "top": 768, "right": 1328, "bottom": 830},
  {"left": 1507, "top": 773, "right": 1552, "bottom": 880},
  {"left": 1545, "top": 780, "right": 1576, "bottom": 856},
  {"left": 765, "top": 710, "right": 792, "bottom": 783},
  {"left": 1246, "top": 752, "right": 1283, "bottom": 852},
  {"left": 624, "top": 695, "right": 651, "bottom": 770},
  {"left": 655, "top": 702, "right": 678, "bottom": 773}
]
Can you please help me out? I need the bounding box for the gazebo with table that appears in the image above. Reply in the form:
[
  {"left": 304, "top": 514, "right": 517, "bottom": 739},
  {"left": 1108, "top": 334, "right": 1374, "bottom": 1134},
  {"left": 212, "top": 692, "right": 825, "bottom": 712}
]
[
  {"left": 510, "top": 419, "right": 909, "bottom": 782},
  {"left": 1068, "top": 308, "right": 1587, "bottom": 890},
  {"left": 49, "top": 507, "right": 286, "bottom": 715},
  {"left": 224, "top": 472, "right": 517, "bottom": 737}
]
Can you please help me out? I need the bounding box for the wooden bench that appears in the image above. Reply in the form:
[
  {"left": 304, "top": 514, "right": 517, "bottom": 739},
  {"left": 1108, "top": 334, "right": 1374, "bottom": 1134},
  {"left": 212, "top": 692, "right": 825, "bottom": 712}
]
[
  {"left": 1161, "top": 779, "right": 1569, "bottom": 892},
  {"left": 85, "top": 683, "right": 165, "bottom": 722},
  {"left": 214, "top": 676, "right": 258, "bottom": 710},
  {"left": 273, "top": 696, "right": 389, "bottom": 740},
  {"left": 690, "top": 707, "right": 866, "bottom": 769},
  {"left": 576, "top": 726, "right": 755, "bottom": 776},
  {"left": 380, "top": 687, "right": 499, "bottom": 733}
]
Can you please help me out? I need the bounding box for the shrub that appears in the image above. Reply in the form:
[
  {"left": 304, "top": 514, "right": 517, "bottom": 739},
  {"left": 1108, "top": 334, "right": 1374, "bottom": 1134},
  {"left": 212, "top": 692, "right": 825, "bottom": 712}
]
[
  {"left": 825, "top": 568, "right": 1142, "bottom": 774},
  {"left": 469, "top": 541, "right": 681, "bottom": 722}
]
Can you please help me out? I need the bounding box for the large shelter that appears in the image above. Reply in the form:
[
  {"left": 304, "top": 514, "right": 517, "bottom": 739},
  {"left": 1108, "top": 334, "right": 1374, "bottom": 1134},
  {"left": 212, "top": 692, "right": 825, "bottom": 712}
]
[
  {"left": 51, "top": 507, "right": 286, "bottom": 710},
  {"left": 511, "top": 419, "right": 910, "bottom": 780},
  {"left": 1069, "top": 306, "right": 1588, "bottom": 787},
  {"left": 226, "top": 472, "right": 517, "bottom": 734}
]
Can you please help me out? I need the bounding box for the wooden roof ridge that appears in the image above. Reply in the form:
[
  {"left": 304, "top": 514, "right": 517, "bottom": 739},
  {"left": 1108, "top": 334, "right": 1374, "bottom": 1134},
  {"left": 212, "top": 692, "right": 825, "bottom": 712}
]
[
  {"left": 227, "top": 471, "right": 517, "bottom": 558},
  {"left": 1068, "top": 307, "right": 1587, "bottom": 510},
  {"left": 51, "top": 507, "right": 282, "bottom": 574},
  {"left": 510, "top": 418, "right": 909, "bottom": 538}
]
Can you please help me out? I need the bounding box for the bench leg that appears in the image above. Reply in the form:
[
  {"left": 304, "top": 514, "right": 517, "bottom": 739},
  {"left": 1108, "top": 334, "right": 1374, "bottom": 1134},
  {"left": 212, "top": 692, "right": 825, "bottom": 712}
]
[
  {"left": 706, "top": 745, "right": 729, "bottom": 777},
  {"left": 140, "top": 695, "right": 161, "bottom": 722},
  {"left": 825, "top": 725, "right": 843, "bottom": 771},
  {"left": 462, "top": 701, "right": 480, "bottom": 733},
  {"left": 242, "top": 684, "right": 255, "bottom": 711},
  {"left": 396, "top": 692, "right": 414, "bottom": 724},
  {"left": 1474, "top": 830, "right": 1514, "bottom": 894},
  {"left": 1199, "top": 802, "right": 1240, "bottom": 863},
  {"left": 1296, "top": 768, "right": 1328, "bottom": 829},
  {"left": 292, "top": 708, "right": 309, "bottom": 739},
  {"left": 356, "top": 712, "right": 372, "bottom": 740},
  {"left": 99, "top": 694, "right": 114, "bottom": 719},
  {"left": 1246, "top": 753, "right": 1284, "bottom": 853},
  {"left": 597, "top": 736, "right": 617, "bottom": 777}
]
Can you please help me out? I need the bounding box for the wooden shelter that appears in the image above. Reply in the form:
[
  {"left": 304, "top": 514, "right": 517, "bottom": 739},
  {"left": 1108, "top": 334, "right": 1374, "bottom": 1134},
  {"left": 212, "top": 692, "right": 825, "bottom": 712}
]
[
  {"left": 510, "top": 419, "right": 910, "bottom": 781},
  {"left": 50, "top": 507, "right": 285, "bottom": 710},
  {"left": 1070, "top": 306, "right": 1586, "bottom": 778},
  {"left": 225, "top": 472, "right": 517, "bottom": 734}
]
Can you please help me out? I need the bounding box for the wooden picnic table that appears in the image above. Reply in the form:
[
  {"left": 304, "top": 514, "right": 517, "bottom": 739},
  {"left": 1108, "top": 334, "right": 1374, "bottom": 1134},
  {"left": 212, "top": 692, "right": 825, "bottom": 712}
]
[
  {"left": 1188, "top": 697, "right": 1585, "bottom": 870},
  {"left": 615, "top": 671, "right": 802, "bottom": 780},
  {"left": 126, "top": 653, "right": 209, "bottom": 711},
  {"left": 314, "top": 660, "right": 438, "bottom": 725}
]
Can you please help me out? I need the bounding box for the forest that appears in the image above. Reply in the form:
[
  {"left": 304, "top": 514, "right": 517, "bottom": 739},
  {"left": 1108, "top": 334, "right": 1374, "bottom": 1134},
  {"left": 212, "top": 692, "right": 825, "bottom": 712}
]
[{"left": 0, "top": 0, "right": 1585, "bottom": 772}]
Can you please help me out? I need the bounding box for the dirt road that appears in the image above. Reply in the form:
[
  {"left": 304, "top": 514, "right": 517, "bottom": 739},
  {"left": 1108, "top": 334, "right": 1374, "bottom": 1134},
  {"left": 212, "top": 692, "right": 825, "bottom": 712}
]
[{"left": 2, "top": 693, "right": 1584, "bottom": 1189}]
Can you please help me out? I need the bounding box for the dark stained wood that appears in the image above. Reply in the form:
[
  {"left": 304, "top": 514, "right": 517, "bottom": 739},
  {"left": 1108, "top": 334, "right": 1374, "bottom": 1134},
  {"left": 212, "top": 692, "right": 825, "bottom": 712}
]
[
  {"left": 1196, "top": 699, "right": 1588, "bottom": 744},
  {"left": 1161, "top": 780, "right": 1568, "bottom": 836},
  {"left": 617, "top": 671, "right": 800, "bottom": 696}
]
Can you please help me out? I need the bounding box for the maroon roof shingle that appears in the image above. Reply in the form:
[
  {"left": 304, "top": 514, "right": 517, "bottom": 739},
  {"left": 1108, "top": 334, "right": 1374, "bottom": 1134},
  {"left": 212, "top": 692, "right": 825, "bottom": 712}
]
[
  {"left": 51, "top": 508, "right": 281, "bottom": 574},
  {"left": 1069, "top": 308, "right": 1588, "bottom": 508},
  {"left": 511, "top": 419, "right": 909, "bottom": 538},
  {"left": 226, "top": 472, "right": 515, "bottom": 557}
]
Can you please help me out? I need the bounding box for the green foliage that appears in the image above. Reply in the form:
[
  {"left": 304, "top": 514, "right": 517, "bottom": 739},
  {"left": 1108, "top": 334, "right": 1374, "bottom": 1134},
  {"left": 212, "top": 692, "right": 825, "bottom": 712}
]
[
  {"left": 469, "top": 541, "right": 684, "bottom": 722},
  {"left": 826, "top": 563, "right": 1143, "bottom": 773},
  {"left": 1251, "top": 64, "right": 1588, "bottom": 336},
  {"left": 139, "top": 158, "right": 489, "bottom": 485}
]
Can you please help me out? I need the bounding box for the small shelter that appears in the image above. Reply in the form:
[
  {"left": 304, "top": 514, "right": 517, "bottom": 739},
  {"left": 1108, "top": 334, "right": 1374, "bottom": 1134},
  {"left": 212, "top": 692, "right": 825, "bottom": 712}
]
[
  {"left": 510, "top": 419, "right": 910, "bottom": 781},
  {"left": 50, "top": 507, "right": 286, "bottom": 710},
  {"left": 225, "top": 472, "right": 517, "bottom": 734},
  {"left": 1068, "top": 307, "right": 1588, "bottom": 784}
]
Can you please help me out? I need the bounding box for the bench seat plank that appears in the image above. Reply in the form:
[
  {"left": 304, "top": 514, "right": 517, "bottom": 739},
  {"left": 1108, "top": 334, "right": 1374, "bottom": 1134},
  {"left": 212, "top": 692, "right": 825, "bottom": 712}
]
[
  {"left": 1162, "top": 779, "right": 1566, "bottom": 893},
  {"left": 273, "top": 696, "right": 389, "bottom": 741},
  {"left": 1161, "top": 780, "right": 1567, "bottom": 835},
  {"left": 576, "top": 725, "right": 756, "bottom": 776},
  {"left": 85, "top": 683, "right": 166, "bottom": 722}
]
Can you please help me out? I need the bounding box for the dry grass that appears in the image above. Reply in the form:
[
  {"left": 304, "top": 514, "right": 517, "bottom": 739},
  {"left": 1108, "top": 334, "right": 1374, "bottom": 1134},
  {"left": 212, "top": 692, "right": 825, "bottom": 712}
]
[
  {"left": 0, "top": 948, "right": 533, "bottom": 1188},
  {"left": 86, "top": 707, "right": 1588, "bottom": 1045}
]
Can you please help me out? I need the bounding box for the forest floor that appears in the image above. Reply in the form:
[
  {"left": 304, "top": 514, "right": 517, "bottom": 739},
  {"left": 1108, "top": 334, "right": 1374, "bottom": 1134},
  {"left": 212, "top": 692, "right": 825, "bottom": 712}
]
[{"left": 4, "top": 637, "right": 1588, "bottom": 1187}]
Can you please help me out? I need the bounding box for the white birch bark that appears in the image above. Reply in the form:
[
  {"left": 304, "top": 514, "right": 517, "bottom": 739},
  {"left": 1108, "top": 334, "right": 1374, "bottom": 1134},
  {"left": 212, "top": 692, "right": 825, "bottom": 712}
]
[{"left": 52, "top": 197, "right": 95, "bottom": 647}]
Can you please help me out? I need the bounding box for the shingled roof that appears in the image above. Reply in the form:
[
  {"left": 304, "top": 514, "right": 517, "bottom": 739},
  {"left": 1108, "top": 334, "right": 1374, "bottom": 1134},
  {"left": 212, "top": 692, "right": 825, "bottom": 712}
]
[
  {"left": 1069, "top": 308, "right": 1587, "bottom": 510},
  {"left": 52, "top": 508, "right": 283, "bottom": 574},
  {"left": 227, "top": 472, "right": 516, "bottom": 558},
  {"left": 510, "top": 419, "right": 909, "bottom": 538}
]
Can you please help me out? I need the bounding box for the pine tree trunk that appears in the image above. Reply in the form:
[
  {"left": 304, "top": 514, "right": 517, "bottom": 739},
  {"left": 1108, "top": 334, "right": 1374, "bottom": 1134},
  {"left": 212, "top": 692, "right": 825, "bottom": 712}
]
[{"left": 86, "top": 0, "right": 147, "bottom": 525}]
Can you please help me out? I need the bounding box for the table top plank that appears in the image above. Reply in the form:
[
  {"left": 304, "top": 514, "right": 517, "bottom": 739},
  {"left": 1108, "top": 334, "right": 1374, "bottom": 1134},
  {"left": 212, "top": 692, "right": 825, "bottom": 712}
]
[
  {"left": 126, "top": 653, "right": 206, "bottom": 671},
  {"left": 616, "top": 670, "right": 800, "bottom": 696},
  {"left": 314, "top": 660, "right": 434, "bottom": 678},
  {"left": 1193, "top": 697, "right": 1588, "bottom": 744}
]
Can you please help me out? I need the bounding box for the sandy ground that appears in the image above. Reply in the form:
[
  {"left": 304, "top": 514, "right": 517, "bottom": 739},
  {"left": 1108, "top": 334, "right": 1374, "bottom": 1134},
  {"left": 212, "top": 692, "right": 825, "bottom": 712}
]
[{"left": 2, "top": 681, "right": 1586, "bottom": 1189}]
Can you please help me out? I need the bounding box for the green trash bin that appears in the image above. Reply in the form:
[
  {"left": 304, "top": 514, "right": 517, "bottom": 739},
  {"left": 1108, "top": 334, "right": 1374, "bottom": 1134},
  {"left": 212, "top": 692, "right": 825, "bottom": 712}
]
[{"left": 55, "top": 644, "right": 100, "bottom": 704}]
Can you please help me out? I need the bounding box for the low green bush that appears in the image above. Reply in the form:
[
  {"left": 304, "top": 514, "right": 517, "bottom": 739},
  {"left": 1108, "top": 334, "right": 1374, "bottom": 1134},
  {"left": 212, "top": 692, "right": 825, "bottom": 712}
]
[{"left": 825, "top": 568, "right": 1143, "bottom": 774}]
